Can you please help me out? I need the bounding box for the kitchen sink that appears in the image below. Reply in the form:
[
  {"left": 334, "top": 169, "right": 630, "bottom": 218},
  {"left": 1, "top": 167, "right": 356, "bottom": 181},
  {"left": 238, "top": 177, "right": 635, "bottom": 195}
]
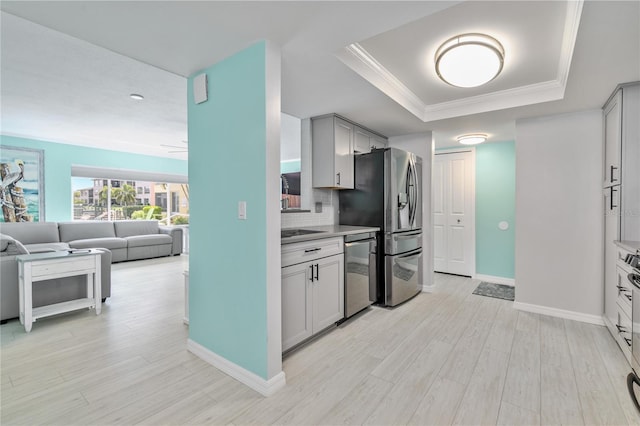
[{"left": 281, "top": 229, "right": 325, "bottom": 238}]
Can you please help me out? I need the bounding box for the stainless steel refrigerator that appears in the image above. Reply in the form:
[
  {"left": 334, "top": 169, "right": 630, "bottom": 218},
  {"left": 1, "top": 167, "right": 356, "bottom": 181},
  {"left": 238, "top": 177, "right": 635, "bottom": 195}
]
[{"left": 339, "top": 148, "right": 423, "bottom": 307}]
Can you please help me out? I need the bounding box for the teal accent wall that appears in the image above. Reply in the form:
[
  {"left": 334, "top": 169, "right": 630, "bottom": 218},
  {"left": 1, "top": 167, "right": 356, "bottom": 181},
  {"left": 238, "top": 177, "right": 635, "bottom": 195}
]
[
  {"left": 188, "top": 41, "right": 269, "bottom": 378},
  {"left": 0, "top": 135, "right": 187, "bottom": 221},
  {"left": 475, "top": 141, "right": 516, "bottom": 279}
]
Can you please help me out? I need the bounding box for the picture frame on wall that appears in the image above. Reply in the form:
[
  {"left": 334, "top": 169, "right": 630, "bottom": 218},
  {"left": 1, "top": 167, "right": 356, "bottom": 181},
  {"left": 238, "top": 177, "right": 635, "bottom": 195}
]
[{"left": 0, "top": 146, "right": 45, "bottom": 222}]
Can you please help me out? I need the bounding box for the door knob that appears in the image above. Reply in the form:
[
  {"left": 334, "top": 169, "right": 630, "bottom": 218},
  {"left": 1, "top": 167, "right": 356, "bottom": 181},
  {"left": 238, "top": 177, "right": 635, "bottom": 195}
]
[{"left": 457, "top": 219, "right": 461, "bottom": 223}]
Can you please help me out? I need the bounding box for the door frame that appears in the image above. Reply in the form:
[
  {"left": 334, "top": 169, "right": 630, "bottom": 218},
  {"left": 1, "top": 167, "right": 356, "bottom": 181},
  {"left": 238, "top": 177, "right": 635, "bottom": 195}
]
[{"left": 433, "top": 147, "right": 476, "bottom": 278}]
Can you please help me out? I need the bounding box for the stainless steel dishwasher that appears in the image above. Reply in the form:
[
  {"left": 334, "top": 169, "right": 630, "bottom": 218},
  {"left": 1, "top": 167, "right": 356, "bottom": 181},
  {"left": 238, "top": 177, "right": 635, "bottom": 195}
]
[{"left": 344, "top": 232, "right": 377, "bottom": 319}]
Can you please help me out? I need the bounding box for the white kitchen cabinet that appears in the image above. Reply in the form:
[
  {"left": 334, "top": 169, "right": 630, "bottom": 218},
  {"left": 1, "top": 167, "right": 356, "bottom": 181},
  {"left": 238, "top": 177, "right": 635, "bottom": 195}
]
[
  {"left": 603, "top": 201, "right": 620, "bottom": 336},
  {"left": 354, "top": 127, "right": 371, "bottom": 154},
  {"left": 354, "top": 126, "right": 388, "bottom": 154},
  {"left": 603, "top": 90, "right": 622, "bottom": 187},
  {"left": 312, "top": 254, "right": 344, "bottom": 331},
  {"left": 281, "top": 262, "right": 313, "bottom": 350},
  {"left": 604, "top": 244, "right": 634, "bottom": 363},
  {"left": 602, "top": 82, "right": 640, "bottom": 362},
  {"left": 312, "top": 115, "right": 354, "bottom": 189},
  {"left": 281, "top": 237, "right": 344, "bottom": 352}
]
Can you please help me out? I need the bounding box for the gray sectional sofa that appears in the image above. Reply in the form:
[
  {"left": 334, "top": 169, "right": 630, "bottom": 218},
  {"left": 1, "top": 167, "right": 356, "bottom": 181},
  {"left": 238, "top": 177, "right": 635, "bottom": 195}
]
[
  {"left": 0, "top": 220, "right": 183, "bottom": 322},
  {"left": 1, "top": 220, "right": 182, "bottom": 263}
]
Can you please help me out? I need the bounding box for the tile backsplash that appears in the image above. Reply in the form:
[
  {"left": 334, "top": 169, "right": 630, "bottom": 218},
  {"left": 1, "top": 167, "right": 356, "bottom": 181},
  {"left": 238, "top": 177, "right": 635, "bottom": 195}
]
[{"left": 281, "top": 188, "right": 337, "bottom": 228}]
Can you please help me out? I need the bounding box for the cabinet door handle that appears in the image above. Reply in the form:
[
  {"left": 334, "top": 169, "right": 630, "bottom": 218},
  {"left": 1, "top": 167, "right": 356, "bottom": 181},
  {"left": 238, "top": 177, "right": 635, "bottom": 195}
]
[
  {"left": 625, "top": 337, "right": 632, "bottom": 347},
  {"left": 309, "top": 265, "right": 314, "bottom": 282},
  {"left": 336, "top": 173, "right": 341, "bottom": 185},
  {"left": 304, "top": 248, "right": 321, "bottom": 253},
  {"left": 617, "top": 324, "right": 627, "bottom": 333},
  {"left": 314, "top": 264, "right": 319, "bottom": 281},
  {"left": 611, "top": 165, "right": 618, "bottom": 183},
  {"left": 617, "top": 285, "right": 630, "bottom": 292},
  {"left": 611, "top": 187, "right": 618, "bottom": 210},
  {"left": 625, "top": 293, "right": 633, "bottom": 301}
]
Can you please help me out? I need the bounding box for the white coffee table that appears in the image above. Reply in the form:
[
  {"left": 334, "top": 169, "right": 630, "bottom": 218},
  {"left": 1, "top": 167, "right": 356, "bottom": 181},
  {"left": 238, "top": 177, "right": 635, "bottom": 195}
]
[{"left": 16, "top": 250, "right": 102, "bottom": 332}]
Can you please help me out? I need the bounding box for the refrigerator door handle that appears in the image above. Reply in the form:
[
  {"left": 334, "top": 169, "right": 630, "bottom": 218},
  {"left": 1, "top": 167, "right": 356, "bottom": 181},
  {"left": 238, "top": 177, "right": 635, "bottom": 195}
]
[
  {"left": 628, "top": 372, "right": 640, "bottom": 414},
  {"left": 407, "top": 156, "right": 418, "bottom": 227}
]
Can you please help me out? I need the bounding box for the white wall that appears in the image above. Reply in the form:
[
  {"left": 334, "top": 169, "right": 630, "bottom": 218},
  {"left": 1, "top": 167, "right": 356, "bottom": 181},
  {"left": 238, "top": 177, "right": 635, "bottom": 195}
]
[
  {"left": 280, "top": 112, "right": 301, "bottom": 162},
  {"left": 388, "top": 132, "right": 435, "bottom": 289},
  {"left": 514, "top": 109, "right": 603, "bottom": 321},
  {"left": 281, "top": 117, "right": 337, "bottom": 228}
]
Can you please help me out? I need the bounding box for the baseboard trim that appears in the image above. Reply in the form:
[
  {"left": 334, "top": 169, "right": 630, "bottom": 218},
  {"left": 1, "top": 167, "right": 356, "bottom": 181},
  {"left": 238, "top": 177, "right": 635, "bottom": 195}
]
[
  {"left": 475, "top": 274, "right": 515, "bottom": 287},
  {"left": 422, "top": 284, "right": 435, "bottom": 293},
  {"left": 187, "top": 339, "right": 286, "bottom": 397},
  {"left": 512, "top": 301, "right": 605, "bottom": 326}
]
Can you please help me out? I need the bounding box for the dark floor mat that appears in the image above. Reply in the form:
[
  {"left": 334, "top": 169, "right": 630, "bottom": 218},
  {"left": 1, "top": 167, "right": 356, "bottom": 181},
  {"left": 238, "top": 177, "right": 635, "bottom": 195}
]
[{"left": 472, "top": 282, "right": 515, "bottom": 301}]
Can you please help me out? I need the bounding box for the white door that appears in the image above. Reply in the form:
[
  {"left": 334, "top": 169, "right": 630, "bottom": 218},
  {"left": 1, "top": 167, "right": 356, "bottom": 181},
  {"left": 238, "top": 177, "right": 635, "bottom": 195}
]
[{"left": 433, "top": 150, "right": 475, "bottom": 276}]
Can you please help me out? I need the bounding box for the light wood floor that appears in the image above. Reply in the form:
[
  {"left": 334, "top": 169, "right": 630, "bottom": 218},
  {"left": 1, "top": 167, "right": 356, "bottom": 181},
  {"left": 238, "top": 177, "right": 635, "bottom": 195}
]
[{"left": 2, "top": 256, "right": 639, "bottom": 425}]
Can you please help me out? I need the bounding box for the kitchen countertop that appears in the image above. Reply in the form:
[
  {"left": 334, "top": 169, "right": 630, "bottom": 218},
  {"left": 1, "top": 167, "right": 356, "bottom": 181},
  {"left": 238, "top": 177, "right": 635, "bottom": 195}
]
[
  {"left": 281, "top": 225, "right": 379, "bottom": 244},
  {"left": 615, "top": 240, "right": 640, "bottom": 253}
]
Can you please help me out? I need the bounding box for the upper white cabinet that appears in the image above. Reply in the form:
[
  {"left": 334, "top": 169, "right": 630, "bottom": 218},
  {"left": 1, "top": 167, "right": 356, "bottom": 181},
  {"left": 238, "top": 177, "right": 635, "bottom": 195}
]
[
  {"left": 312, "top": 114, "right": 387, "bottom": 188},
  {"left": 603, "top": 90, "right": 622, "bottom": 187},
  {"left": 603, "top": 83, "right": 640, "bottom": 240},
  {"left": 312, "top": 115, "right": 355, "bottom": 189},
  {"left": 354, "top": 126, "right": 388, "bottom": 154}
]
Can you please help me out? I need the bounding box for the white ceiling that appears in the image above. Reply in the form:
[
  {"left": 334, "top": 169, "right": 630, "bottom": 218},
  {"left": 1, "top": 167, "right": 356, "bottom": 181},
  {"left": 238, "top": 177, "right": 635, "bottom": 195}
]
[{"left": 1, "top": 1, "right": 639, "bottom": 155}]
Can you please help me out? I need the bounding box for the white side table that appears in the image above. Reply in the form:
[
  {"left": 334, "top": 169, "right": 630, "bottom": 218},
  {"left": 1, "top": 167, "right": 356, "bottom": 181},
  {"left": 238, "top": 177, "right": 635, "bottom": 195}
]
[{"left": 16, "top": 250, "right": 102, "bottom": 333}]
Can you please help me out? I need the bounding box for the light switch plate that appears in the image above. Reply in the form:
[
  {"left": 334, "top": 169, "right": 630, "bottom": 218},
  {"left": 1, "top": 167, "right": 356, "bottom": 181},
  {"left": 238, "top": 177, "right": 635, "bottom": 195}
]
[{"left": 238, "top": 201, "right": 247, "bottom": 220}]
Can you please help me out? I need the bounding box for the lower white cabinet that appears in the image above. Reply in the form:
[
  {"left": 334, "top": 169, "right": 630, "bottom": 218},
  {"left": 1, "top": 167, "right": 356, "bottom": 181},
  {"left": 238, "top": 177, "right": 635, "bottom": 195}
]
[
  {"left": 281, "top": 238, "right": 344, "bottom": 352},
  {"left": 604, "top": 243, "right": 634, "bottom": 363}
]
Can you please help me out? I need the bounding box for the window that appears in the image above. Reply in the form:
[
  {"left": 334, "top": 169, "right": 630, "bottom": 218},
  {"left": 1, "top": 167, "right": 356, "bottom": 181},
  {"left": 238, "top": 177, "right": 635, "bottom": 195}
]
[{"left": 72, "top": 177, "right": 189, "bottom": 223}]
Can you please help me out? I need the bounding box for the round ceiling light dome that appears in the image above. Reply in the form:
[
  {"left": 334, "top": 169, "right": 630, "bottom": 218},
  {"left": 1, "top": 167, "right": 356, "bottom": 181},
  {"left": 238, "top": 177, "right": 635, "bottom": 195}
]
[
  {"left": 435, "top": 33, "right": 505, "bottom": 88},
  {"left": 457, "top": 134, "right": 487, "bottom": 145}
]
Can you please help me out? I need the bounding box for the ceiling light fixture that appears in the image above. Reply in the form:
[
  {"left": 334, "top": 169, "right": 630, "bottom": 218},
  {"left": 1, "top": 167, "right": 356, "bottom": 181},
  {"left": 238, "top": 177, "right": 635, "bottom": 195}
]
[
  {"left": 129, "top": 93, "right": 144, "bottom": 100},
  {"left": 457, "top": 134, "right": 487, "bottom": 145},
  {"left": 435, "top": 33, "right": 505, "bottom": 88}
]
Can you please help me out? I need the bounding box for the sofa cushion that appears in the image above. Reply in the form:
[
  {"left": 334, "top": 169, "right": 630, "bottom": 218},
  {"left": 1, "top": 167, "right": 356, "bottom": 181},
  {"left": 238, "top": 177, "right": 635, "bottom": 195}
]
[
  {"left": 68, "top": 237, "right": 127, "bottom": 250},
  {"left": 125, "top": 234, "right": 172, "bottom": 248},
  {"left": 0, "top": 222, "right": 60, "bottom": 244},
  {"left": 58, "top": 221, "right": 116, "bottom": 242},
  {"left": 24, "top": 242, "right": 70, "bottom": 253},
  {"left": 0, "top": 234, "right": 29, "bottom": 256},
  {"left": 114, "top": 220, "right": 159, "bottom": 238}
]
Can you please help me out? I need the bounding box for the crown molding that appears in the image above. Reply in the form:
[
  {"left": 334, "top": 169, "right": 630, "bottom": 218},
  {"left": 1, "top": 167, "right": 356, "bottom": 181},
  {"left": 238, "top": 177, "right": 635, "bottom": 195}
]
[
  {"left": 336, "top": 43, "right": 426, "bottom": 120},
  {"left": 336, "top": 0, "right": 583, "bottom": 123},
  {"left": 423, "top": 80, "right": 564, "bottom": 121},
  {"left": 557, "top": 0, "right": 584, "bottom": 91}
]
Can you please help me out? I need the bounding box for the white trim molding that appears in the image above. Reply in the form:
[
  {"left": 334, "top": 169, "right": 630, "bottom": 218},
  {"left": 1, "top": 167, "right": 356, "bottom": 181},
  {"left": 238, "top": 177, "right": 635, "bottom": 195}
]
[
  {"left": 336, "top": 43, "right": 426, "bottom": 120},
  {"left": 336, "top": 0, "right": 583, "bottom": 123},
  {"left": 187, "top": 339, "right": 287, "bottom": 397},
  {"left": 475, "top": 274, "right": 515, "bottom": 287},
  {"left": 422, "top": 284, "right": 435, "bottom": 293},
  {"left": 512, "top": 301, "right": 605, "bottom": 326}
]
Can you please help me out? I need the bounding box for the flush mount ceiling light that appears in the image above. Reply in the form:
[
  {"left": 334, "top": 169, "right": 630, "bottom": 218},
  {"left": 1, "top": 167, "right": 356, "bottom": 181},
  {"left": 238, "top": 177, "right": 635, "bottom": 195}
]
[
  {"left": 457, "top": 134, "right": 487, "bottom": 145},
  {"left": 435, "top": 33, "right": 505, "bottom": 88},
  {"left": 129, "top": 93, "right": 144, "bottom": 100}
]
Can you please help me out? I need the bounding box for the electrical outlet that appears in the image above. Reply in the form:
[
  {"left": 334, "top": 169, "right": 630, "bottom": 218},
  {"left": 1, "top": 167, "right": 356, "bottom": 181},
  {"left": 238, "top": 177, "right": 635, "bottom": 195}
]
[{"left": 238, "top": 201, "right": 247, "bottom": 220}]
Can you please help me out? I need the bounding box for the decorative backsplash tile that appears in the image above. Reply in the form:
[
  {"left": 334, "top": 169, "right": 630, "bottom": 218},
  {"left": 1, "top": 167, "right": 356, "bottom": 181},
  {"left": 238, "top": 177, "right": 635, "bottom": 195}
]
[{"left": 281, "top": 188, "right": 336, "bottom": 228}]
